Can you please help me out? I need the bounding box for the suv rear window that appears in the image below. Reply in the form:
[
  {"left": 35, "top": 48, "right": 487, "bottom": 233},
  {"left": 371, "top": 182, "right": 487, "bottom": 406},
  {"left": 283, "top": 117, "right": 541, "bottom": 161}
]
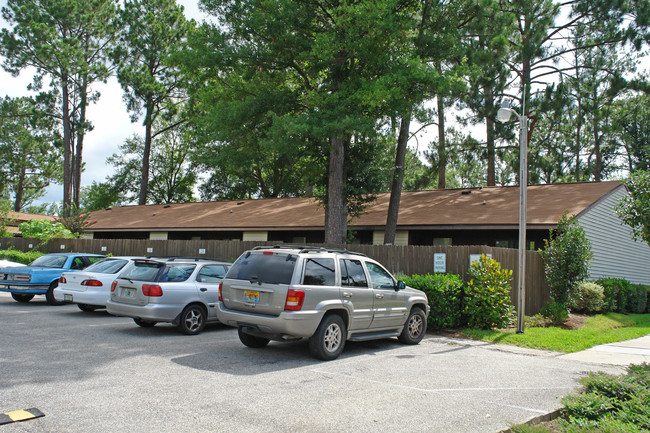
[{"left": 227, "top": 252, "right": 296, "bottom": 285}]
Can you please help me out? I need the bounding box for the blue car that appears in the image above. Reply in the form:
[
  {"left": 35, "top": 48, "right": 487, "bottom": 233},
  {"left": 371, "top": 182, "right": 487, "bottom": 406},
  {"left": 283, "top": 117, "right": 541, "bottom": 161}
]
[{"left": 0, "top": 253, "right": 105, "bottom": 305}]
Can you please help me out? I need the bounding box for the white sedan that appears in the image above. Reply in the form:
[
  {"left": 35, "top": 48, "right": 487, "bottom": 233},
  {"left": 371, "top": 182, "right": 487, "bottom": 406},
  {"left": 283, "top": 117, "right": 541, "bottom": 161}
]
[
  {"left": 54, "top": 257, "right": 145, "bottom": 312},
  {"left": 0, "top": 259, "right": 26, "bottom": 267}
]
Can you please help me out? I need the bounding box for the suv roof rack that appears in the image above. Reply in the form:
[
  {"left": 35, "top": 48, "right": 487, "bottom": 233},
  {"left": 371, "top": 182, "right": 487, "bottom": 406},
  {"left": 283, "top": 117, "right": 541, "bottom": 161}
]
[
  {"left": 251, "top": 245, "right": 367, "bottom": 257},
  {"left": 143, "top": 256, "right": 231, "bottom": 263}
]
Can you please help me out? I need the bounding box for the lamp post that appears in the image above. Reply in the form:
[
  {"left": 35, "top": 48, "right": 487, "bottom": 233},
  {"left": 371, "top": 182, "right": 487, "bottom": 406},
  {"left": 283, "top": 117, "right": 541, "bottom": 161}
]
[{"left": 497, "top": 99, "right": 527, "bottom": 334}]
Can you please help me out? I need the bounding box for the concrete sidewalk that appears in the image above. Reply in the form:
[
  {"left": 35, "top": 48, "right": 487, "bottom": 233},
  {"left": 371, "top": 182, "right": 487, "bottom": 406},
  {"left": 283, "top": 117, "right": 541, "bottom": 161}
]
[{"left": 559, "top": 334, "right": 650, "bottom": 366}]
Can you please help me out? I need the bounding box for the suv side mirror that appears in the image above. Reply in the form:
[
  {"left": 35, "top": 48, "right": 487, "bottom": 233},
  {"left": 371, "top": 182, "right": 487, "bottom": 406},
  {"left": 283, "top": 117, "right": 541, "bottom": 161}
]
[{"left": 395, "top": 280, "right": 406, "bottom": 291}]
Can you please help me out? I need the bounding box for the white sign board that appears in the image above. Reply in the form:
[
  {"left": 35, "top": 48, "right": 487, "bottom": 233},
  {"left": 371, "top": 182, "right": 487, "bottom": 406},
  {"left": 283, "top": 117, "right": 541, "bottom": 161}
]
[
  {"left": 198, "top": 249, "right": 206, "bottom": 255},
  {"left": 469, "top": 254, "right": 492, "bottom": 266},
  {"left": 433, "top": 253, "right": 446, "bottom": 273}
]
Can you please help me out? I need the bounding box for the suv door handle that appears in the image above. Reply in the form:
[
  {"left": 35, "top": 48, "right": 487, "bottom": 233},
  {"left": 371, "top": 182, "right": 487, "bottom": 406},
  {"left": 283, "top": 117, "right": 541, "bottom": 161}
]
[
  {"left": 342, "top": 292, "right": 352, "bottom": 298},
  {"left": 375, "top": 293, "right": 384, "bottom": 299},
  {"left": 200, "top": 288, "right": 208, "bottom": 292}
]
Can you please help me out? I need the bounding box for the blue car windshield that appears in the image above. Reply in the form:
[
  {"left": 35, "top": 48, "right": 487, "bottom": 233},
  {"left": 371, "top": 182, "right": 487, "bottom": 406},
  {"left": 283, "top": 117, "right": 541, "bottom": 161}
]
[{"left": 30, "top": 255, "right": 68, "bottom": 268}]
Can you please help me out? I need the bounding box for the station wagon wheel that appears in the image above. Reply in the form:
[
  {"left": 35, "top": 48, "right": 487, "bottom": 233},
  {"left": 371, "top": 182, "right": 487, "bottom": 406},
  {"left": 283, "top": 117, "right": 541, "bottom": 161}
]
[
  {"left": 309, "top": 314, "right": 346, "bottom": 361},
  {"left": 45, "top": 281, "right": 64, "bottom": 306},
  {"left": 11, "top": 293, "right": 34, "bottom": 303},
  {"left": 133, "top": 318, "right": 157, "bottom": 327},
  {"left": 398, "top": 308, "right": 426, "bottom": 345},
  {"left": 238, "top": 328, "right": 270, "bottom": 348},
  {"left": 178, "top": 304, "right": 207, "bottom": 335}
]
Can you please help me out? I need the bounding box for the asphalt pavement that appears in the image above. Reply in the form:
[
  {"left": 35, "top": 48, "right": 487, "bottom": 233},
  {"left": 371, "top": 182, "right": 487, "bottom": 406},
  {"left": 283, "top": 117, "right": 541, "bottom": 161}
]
[{"left": 1, "top": 292, "right": 646, "bottom": 433}]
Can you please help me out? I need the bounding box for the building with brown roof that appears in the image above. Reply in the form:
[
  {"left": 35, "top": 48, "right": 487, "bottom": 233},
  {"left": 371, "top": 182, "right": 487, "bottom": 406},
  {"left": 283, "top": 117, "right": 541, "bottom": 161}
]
[
  {"left": 4, "top": 211, "right": 55, "bottom": 236},
  {"left": 85, "top": 181, "right": 650, "bottom": 284}
]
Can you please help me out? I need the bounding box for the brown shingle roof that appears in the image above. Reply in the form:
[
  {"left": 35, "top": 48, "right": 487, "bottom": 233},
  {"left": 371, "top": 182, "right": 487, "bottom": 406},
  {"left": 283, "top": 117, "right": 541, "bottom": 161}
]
[{"left": 87, "top": 181, "right": 624, "bottom": 232}]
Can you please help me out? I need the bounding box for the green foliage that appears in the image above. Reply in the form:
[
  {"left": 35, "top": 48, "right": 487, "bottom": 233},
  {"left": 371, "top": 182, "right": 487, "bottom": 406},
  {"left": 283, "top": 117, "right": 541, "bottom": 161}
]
[
  {"left": 541, "top": 297, "right": 570, "bottom": 326},
  {"left": 463, "top": 255, "right": 514, "bottom": 329},
  {"left": 559, "top": 364, "right": 650, "bottom": 431},
  {"left": 616, "top": 170, "right": 650, "bottom": 247},
  {"left": 398, "top": 273, "right": 464, "bottom": 330},
  {"left": 540, "top": 212, "right": 592, "bottom": 308},
  {"left": 597, "top": 278, "right": 648, "bottom": 314},
  {"left": 55, "top": 203, "right": 95, "bottom": 236},
  {"left": 105, "top": 120, "right": 198, "bottom": 205},
  {"left": 573, "top": 282, "right": 605, "bottom": 314},
  {"left": 523, "top": 314, "right": 553, "bottom": 328},
  {"left": 0, "top": 95, "right": 61, "bottom": 210},
  {"left": 0, "top": 247, "right": 43, "bottom": 264},
  {"left": 18, "top": 220, "right": 74, "bottom": 240},
  {"left": 0, "top": 200, "right": 14, "bottom": 237}
]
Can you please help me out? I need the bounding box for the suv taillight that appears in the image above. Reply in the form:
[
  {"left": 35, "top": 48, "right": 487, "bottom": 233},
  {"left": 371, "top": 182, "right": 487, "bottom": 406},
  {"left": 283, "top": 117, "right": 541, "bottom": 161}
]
[
  {"left": 142, "top": 284, "right": 163, "bottom": 297},
  {"left": 59, "top": 276, "right": 67, "bottom": 283},
  {"left": 111, "top": 281, "right": 117, "bottom": 292},
  {"left": 82, "top": 279, "right": 103, "bottom": 287},
  {"left": 284, "top": 289, "right": 305, "bottom": 311},
  {"left": 218, "top": 282, "right": 223, "bottom": 302}
]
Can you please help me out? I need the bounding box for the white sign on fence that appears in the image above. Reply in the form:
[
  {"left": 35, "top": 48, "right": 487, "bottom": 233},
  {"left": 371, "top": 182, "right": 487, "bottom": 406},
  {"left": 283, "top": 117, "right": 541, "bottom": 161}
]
[
  {"left": 433, "top": 253, "right": 446, "bottom": 273},
  {"left": 469, "top": 253, "right": 492, "bottom": 266}
]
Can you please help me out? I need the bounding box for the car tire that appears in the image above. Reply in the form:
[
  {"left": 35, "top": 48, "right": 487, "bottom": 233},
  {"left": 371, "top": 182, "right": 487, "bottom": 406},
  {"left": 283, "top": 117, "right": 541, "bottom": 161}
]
[
  {"left": 11, "top": 293, "right": 34, "bottom": 303},
  {"left": 177, "top": 304, "right": 207, "bottom": 335},
  {"left": 309, "top": 314, "right": 346, "bottom": 361},
  {"left": 238, "top": 328, "right": 270, "bottom": 348},
  {"left": 133, "top": 318, "right": 157, "bottom": 327},
  {"left": 398, "top": 307, "right": 426, "bottom": 345},
  {"left": 45, "top": 281, "right": 64, "bottom": 306},
  {"left": 78, "top": 304, "right": 98, "bottom": 312}
]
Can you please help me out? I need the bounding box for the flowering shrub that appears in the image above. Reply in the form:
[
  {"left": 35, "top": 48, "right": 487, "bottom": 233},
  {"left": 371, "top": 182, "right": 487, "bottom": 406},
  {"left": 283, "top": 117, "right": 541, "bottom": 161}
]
[{"left": 464, "top": 255, "right": 515, "bottom": 329}]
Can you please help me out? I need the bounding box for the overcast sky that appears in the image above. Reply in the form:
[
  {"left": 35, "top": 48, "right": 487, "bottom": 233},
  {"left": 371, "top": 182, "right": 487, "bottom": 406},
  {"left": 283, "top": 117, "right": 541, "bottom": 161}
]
[{"left": 0, "top": 0, "right": 207, "bottom": 206}]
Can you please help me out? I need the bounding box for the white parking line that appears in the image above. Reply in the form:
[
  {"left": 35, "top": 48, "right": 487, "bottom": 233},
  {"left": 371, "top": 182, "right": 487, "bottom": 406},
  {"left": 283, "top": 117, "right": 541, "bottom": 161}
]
[{"left": 310, "top": 369, "right": 574, "bottom": 394}]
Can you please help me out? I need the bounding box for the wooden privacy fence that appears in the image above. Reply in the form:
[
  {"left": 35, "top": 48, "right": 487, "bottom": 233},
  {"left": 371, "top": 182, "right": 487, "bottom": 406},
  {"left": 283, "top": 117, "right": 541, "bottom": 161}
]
[{"left": 0, "top": 237, "right": 549, "bottom": 315}]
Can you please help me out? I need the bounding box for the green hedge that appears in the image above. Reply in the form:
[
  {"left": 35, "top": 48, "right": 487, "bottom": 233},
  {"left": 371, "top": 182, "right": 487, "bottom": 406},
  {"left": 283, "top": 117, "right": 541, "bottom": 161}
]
[
  {"left": 399, "top": 273, "right": 464, "bottom": 330},
  {"left": 596, "top": 278, "right": 648, "bottom": 314},
  {"left": 0, "top": 248, "right": 44, "bottom": 265}
]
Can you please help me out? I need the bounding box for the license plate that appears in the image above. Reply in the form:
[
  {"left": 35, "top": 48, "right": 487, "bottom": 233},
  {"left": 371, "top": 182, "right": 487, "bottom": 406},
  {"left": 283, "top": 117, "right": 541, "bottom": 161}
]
[
  {"left": 64, "top": 294, "right": 73, "bottom": 301},
  {"left": 122, "top": 288, "right": 136, "bottom": 298},
  {"left": 244, "top": 290, "right": 259, "bottom": 303}
]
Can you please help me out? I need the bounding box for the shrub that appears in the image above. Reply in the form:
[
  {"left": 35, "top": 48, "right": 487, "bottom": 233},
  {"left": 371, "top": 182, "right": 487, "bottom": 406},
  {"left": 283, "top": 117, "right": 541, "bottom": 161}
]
[
  {"left": 541, "top": 297, "right": 569, "bottom": 325},
  {"left": 572, "top": 282, "right": 605, "bottom": 314},
  {"left": 0, "top": 247, "right": 44, "bottom": 264},
  {"left": 540, "top": 212, "right": 592, "bottom": 309},
  {"left": 597, "top": 278, "right": 647, "bottom": 314},
  {"left": 523, "top": 314, "right": 553, "bottom": 328},
  {"left": 19, "top": 219, "right": 74, "bottom": 241},
  {"left": 399, "top": 273, "right": 464, "bottom": 329},
  {"left": 463, "top": 255, "right": 514, "bottom": 329},
  {"left": 562, "top": 393, "right": 616, "bottom": 425}
]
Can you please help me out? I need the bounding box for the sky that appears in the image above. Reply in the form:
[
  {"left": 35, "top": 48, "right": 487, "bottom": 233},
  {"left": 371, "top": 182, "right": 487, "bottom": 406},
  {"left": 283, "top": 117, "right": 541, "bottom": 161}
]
[{"left": 0, "top": 0, "right": 207, "bottom": 206}]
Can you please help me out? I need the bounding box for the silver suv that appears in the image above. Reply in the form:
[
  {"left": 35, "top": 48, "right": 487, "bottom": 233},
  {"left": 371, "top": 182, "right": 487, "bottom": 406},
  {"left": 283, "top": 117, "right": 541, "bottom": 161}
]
[
  {"left": 216, "top": 246, "right": 429, "bottom": 360},
  {"left": 107, "top": 258, "right": 231, "bottom": 335}
]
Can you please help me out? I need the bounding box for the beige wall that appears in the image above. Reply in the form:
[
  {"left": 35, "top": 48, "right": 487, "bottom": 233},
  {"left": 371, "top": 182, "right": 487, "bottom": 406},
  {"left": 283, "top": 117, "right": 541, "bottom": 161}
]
[
  {"left": 372, "top": 230, "right": 408, "bottom": 246},
  {"left": 243, "top": 231, "right": 268, "bottom": 242}
]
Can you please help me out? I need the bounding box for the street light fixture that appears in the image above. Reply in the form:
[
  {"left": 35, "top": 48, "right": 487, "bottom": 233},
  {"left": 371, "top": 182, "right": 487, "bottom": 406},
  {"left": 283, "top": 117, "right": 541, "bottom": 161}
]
[{"left": 497, "top": 97, "right": 527, "bottom": 334}]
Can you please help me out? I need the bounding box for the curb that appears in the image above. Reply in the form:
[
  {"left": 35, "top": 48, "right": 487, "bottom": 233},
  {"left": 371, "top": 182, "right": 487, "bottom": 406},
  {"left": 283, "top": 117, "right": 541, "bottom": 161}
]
[{"left": 498, "top": 408, "right": 562, "bottom": 433}]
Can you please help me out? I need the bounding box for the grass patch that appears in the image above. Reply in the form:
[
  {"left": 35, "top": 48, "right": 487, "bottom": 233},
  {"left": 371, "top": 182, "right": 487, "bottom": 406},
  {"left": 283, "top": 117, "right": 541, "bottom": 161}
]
[{"left": 461, "top": 313, "right": 650, "bottom": 353}]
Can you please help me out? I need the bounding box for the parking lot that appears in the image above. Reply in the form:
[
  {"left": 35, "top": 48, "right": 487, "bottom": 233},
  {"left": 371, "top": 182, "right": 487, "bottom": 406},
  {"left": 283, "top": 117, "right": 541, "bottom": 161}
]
[{"left": 1, "top": 292, "right": 623, "bottom": 433}]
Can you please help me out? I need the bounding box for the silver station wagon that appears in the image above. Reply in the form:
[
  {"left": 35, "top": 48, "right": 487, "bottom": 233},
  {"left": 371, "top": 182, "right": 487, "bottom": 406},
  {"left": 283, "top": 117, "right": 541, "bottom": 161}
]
[
  {"left": 216, "top": 246, "right": 430, "bottom": 360},
  {"left": 107, "top": 258, "right": 231, "bottom": 335}
]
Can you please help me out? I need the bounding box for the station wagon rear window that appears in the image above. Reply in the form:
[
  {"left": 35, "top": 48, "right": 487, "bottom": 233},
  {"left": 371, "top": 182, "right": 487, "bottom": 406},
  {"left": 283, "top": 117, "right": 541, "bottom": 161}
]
[
  {"left": 227, "top": 253, "right": 296, "bottom": 285},
  {"left": 85, "top": 258, "right": 129, "bottom": 274}
]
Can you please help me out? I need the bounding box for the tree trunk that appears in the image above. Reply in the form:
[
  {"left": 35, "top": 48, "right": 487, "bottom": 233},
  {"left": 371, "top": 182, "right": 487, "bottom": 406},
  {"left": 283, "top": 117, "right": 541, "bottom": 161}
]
[
  {"left": 437, "top": 95, "right": 446, "bottom": 189},
  {"left": 13, "top": 167, "right": 26, "bottom": 212},
  {"left": 73, "top": 74, "right": 88, "bottom": 207},
  {"left": 384, "top": 113, "right": 410, "bottom": 245},
  {"left": 139, "top": 100, "right": 153, "bottom": 205},
  {"left": 62, "top": 72, "right": 73, "bottom": 215},
  {"left": 485, "top": 88, "right": 496, "bottom": 186},
  {"left": 324, "top": 136, "right": 346, "bottom": 244}
]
